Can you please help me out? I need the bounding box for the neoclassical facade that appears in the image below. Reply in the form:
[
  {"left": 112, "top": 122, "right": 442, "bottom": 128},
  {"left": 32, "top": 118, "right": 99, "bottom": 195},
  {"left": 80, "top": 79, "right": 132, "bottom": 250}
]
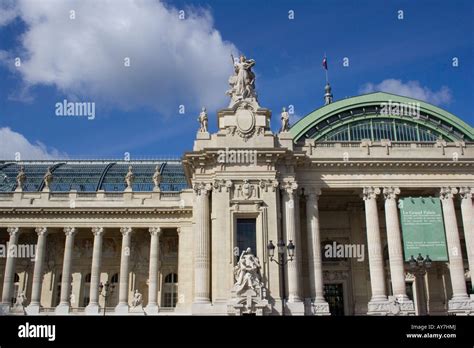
[{"left": 0, "top": 70, "right": 473, "bottom": 315}]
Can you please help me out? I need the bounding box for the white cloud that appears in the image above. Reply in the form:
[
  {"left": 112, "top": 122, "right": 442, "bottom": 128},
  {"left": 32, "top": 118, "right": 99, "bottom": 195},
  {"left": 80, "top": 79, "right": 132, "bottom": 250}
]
[
  {"left": 0, "top": 0, "right": 18, "bottom": 26},
  {"left": 359, "top": 79, "right": 452, "bottom": 106},
  {"left": 1, "top": 0, "right": 238, "bottom": 114},
  {"left": 0, "top": 127, "right": 64, "bottom": 160}
]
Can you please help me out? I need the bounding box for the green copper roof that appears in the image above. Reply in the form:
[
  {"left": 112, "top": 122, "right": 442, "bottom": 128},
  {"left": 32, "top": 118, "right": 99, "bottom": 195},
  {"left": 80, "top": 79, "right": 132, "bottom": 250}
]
[
  {"left": 0, "top": 160, "right": 188, "bottom": 193},
  {"left": 290, "top": 92, "right": 474, "bottom": 142}
]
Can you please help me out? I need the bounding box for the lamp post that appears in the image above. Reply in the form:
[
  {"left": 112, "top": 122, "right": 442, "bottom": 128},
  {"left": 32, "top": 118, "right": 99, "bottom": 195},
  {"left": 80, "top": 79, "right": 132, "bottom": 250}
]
[
  {"left": 99, "top": 281, "right": 115, "bottom": 316},
  {"left": 408, "top": 253, "right": 432, "bottom": 315},
  {"left": 267, "top": 239, "right": 295, "bottom": 316}
]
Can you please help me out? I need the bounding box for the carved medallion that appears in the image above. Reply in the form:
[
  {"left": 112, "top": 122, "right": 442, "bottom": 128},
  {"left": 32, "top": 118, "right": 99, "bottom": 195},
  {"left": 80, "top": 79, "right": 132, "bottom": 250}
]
[{"left": 235, "top": 105, "right": 256, "bottom": 139}]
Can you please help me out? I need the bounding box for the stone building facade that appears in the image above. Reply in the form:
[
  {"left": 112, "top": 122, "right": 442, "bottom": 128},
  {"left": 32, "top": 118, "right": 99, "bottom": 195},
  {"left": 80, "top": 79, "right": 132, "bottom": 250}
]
[{"left": 0, "top": 72, "right": 473, "bottom": 316}]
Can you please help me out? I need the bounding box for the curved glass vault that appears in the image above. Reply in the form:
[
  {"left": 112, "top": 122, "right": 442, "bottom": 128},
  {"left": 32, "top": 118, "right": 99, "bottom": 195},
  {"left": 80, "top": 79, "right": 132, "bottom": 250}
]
[{"left": 0, "top": 161, "right": 188, "bottom": 193}]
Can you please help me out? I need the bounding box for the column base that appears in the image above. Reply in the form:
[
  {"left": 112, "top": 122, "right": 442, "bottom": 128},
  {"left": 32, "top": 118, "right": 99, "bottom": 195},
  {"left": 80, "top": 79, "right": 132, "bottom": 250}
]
[
  {"left": 367, "top": 298, "right": 390, "bottom": 316},
  {"left": 144, "top": 303, "right": 159, "bottom": 315},
  {"left": 191, "top": 302, "right": 213, "bottom": 315},
  {"left": 305, "top": 298, "right": 331, "bottom": 315},
  {"left": 387, "top": 296, "right": 416, "bottom": 315},
  {"left": 0, "top": 303, "right": 11, "bottom": 315},
  {"left": 448, "top": 296, "right": 474, "bottom": 315},
  {"left": 85, "top": 303, "right": 101, "bottom": 315},
  {"left": 285, "top": 301, "right": 305, "bottom": 316},
  {"left": 55, "top": 303, "right": 70, "bottom": 315},
  {"left": 114, "top": 303, "right": 129, "bottom": 314},
  {"left": 25, "top": 303, "right": 42, "bottom": 315}
]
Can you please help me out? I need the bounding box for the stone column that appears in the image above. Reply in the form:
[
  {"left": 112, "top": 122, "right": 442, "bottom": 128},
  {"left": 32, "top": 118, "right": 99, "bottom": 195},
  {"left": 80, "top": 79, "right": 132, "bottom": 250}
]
[
  {"left": 193, "top": 183, "right": 211, "bottom": 306},
  {"left": 440, "top": 187, "right": 471, "bottom": 313},
  {"left": 26, "top": 227, "right": 48, "bottom": 314},
  {"left": 305, "top": 188, "right": 330, "bottom": 315},
  {"left": 459, "top": 187, "right": 474, "bottom": 276},
  {"left": 55, "top": 227, "right": 77, "bottom": 314},
  {"left": 283, "top": 182, "right": 302, "bottom": 304},
  {"left": 383, "top": 187, "right": 414, "bottom": 314},
  {"left": 363, "top": 187, "right": 389, "bottom": 314},
  {"left": 85, "top": 227, "right": 104, "bottom": 315},
  {"left": 115, "top": 227, "right": 133, "bottom": 313},
  {"left": 0, "top": 227, "right": 21, "bottom": 313},
  {"left": 145, "top": 227, "right": 161, "bottom": 314}
]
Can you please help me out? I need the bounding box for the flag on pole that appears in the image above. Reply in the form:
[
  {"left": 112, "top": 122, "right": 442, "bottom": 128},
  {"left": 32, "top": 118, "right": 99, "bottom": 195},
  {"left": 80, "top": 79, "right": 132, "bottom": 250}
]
[{"left": 322, "top": 56, "right": 328, "bottom": 70}]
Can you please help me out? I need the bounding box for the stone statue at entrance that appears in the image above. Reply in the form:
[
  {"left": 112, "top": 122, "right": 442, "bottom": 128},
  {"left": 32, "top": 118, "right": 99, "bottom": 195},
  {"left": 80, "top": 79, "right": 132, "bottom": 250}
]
[
  {"left": 232, "top": 247, "right": 263, "bottom": 296},
  {"left": 132, "top": 289, "right": 142, "bottom": 307},
  {"left": 226, "top": 54, "right": 258, "bottom": 107},
  {"left": 15, "top": 291, "right": 26, "bottom": 307}
]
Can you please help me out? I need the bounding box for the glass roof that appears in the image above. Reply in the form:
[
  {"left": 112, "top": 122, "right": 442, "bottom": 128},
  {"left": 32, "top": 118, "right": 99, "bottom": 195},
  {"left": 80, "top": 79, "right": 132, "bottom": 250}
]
[{"left": 0, "top": 161, "right": 188, "bottom": 193}]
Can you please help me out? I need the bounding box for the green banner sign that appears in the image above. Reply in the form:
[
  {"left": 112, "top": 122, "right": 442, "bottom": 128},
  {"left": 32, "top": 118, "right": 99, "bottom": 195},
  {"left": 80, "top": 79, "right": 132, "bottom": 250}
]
[{"left": 399, "top": 197, "right": 448, "bottom": 261}]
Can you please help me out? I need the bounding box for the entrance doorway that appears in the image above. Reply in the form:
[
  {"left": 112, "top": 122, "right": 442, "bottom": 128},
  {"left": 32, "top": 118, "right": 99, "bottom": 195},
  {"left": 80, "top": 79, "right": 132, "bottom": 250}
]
[{"left": 324, "top": 283, "right": 345, "bottom": 316}]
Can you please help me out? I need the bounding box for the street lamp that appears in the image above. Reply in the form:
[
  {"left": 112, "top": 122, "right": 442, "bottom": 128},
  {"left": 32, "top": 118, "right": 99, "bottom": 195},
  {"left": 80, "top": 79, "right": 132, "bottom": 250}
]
[
  {"left": 99, "top": 281, "right": 115, "bottom": 316},
  {"left": 267, "top": 239, "right": 295, "bottom": 315},
  {"left": 267, "top": 239, "right": 295, "bottom": 265},
  {"left": 408, "top": 253, "right": 432, "bottom": 315}
]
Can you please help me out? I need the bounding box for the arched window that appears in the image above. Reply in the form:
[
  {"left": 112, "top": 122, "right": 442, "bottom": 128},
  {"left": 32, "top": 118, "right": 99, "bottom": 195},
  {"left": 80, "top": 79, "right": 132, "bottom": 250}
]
[
  {"left": 82, "top": 273, "right": 92, "bottom": 307},
  {"left": 11, "top": 273, "right": 20, "bottom": 305},
  {"left": 165, "top": 273, "right": 178, "bottom": 283},
  {"left": 162, "top": 272, "right": 178, "bottom": 308},
  {"left": 111, "top": 273, "right": 119, "bottom": 283}
]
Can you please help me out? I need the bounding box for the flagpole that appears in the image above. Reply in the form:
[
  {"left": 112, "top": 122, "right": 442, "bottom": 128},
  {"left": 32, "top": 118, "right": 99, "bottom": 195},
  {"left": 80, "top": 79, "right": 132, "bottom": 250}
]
[{"left": 324, "top": 52, "right": 328, "bottom": 83}]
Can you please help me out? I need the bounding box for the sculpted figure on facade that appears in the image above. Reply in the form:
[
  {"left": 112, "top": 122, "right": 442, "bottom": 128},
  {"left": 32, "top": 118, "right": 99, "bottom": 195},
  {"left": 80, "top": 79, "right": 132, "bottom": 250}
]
[
  {"left": 232, "top": 248, "right": 263, "bottom": 296},
  {"left": 280, "top": 107, "right": 290, "bottom": 132},
  {"left": 124, "top": 166, "right": 134, "bottom": 190},
  {"left": 152, "top": 165, "right": 161, "bottom": 190},
  {"left": 15, "top": 291, "right": 26, "bottom": 307},
  {"left": 16, "top": 166, "right": 26, "bottom": 191},
  {"left": 132, "top": 289, "right": 143, "bottom": 307},
  {"left": 197, "top": 107, "right": 208, "bottom": 133},
  {"left": 43, "top": 166, "right": 53, "bottom": 190},
  {"left": 226, "top": 54, "right": 258, "bottom": 107}
]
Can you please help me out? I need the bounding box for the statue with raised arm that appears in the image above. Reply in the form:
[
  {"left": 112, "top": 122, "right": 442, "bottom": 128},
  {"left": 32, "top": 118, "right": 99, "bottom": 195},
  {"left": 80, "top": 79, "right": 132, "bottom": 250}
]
[{"left": 226, "top": 54, "right": 258, "bottom": 107}]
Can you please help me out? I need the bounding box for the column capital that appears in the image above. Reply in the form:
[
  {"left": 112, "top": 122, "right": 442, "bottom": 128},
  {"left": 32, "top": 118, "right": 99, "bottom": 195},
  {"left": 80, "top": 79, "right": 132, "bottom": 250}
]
[
  {"left": 6, "top": 227, "right": 20, "bottom": 236},
  {"left": 282, "top": 181, "right": 298, "bottom": 197},
  {"left": 193, "top": 182, "right": 212, "bottom": 196},
  {"left": 362, "top": 186, "right": 380, "bottom": 200},
  {"left": 120, "top": 227, "right": 133, "bottom": 236},
  {"left": 305, "top": 186, "right": 322, "bottom": 201},
  {"left": 63, "top": 227, "right": 77, "bottom": 237},
  {"left": 459, "top": 186, "right": 473, "bottom": 200},
  {"left": 383, "top": 187, "right": 400, "bottom": 200},
  {"left": 176, "top": 227, "right": 181, "bottom": 235},
  {"left": 91, "top": 227, "right": 105, "bottom": 236},
  {"left": 440, "top": 186, "right": 458, "bottom": 200},
  {"left": 35, "top": 227, "right": 48, "bottom": 236},
  {"left": 149, "top": 227, "right": 162, "bottom": 237}
]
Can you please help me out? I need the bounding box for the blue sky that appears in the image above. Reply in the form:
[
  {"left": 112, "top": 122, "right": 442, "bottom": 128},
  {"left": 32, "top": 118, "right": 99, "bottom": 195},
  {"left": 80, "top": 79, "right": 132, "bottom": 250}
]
[{"left": 0, "top": 0, "right": 472, "bottom": 159}]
